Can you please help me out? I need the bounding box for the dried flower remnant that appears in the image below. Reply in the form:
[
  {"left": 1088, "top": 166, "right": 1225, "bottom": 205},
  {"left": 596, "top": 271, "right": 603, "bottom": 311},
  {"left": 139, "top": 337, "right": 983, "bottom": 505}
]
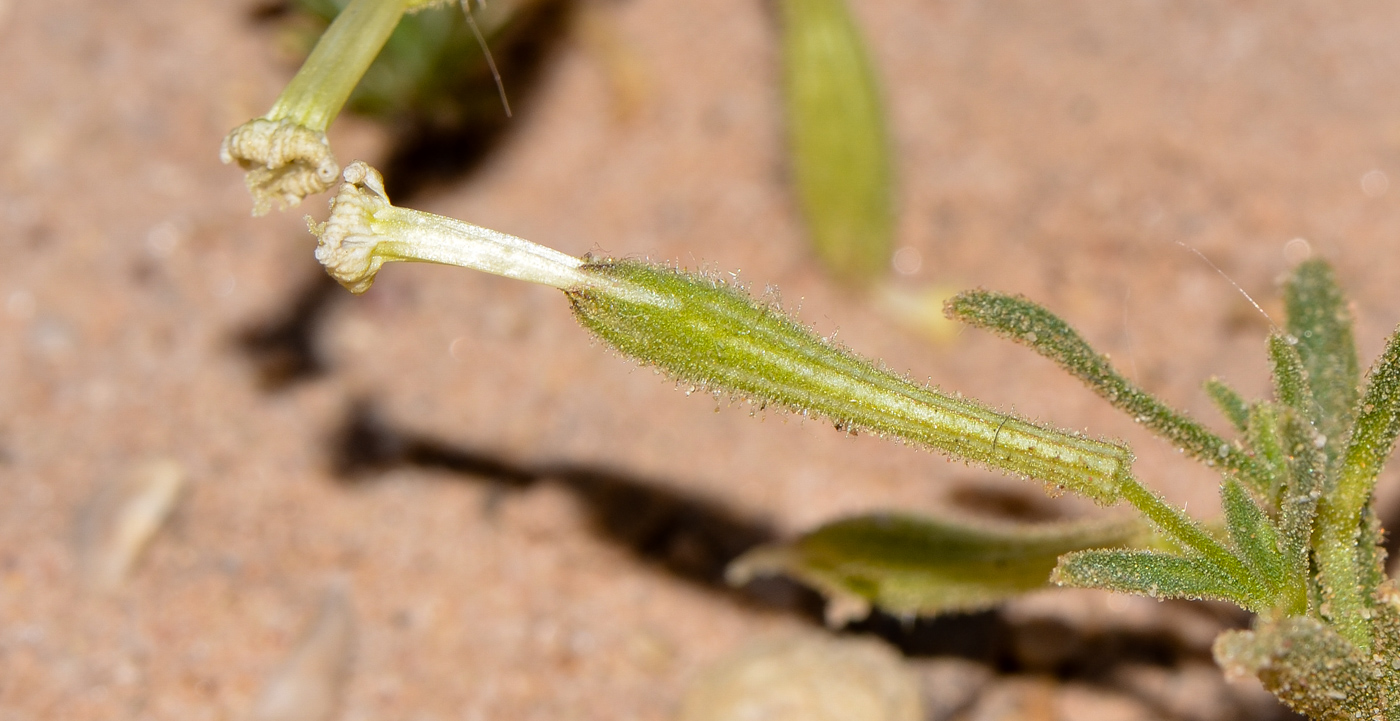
[
  {"left": 311, "top": 161, "right": 597, "bottom": 295},
  {"left": 76, "top": 459, "right": 185, "bottom": 590},
  {"left": 222, "top": 0, "right": 457, "bottom": 214},
  {"left": 221, "top": 119, "right": 340, "bottom": 216}
]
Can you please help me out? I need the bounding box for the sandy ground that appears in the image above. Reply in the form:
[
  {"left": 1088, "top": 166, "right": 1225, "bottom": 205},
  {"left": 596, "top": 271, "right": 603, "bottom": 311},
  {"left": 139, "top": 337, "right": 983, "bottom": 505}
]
[{"left": 4, "top": 0, "right": 1400, "bottom": 718}]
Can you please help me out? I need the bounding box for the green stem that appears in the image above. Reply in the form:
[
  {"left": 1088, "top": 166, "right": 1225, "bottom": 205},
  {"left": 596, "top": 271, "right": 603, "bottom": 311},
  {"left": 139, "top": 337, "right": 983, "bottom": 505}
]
[
  {"left": 269, "top": 0, "right": 411, "bottom": 131},
  {"left": 1116, "top": 479, "right": 1271, "bottom": 610}
]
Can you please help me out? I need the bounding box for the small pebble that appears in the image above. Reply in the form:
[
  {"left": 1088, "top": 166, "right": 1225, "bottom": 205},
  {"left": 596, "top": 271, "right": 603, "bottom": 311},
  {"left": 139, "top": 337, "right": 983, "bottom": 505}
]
[{"left": 679, "top": 633, "right": 923, "bottom": 721}]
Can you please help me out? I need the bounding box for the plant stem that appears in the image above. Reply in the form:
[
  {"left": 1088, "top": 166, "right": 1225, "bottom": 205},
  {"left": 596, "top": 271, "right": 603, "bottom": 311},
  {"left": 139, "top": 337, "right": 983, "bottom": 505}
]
[
  {"left": 314, "top": 162, "right": 648, "bottom": 300},
  {"left": 270, "top": 0, "right": 411, "bottom": 132}
]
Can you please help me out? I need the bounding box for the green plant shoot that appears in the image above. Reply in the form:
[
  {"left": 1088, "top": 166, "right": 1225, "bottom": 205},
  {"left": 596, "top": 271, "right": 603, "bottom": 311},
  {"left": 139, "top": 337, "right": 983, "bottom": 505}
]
[{"left": 299, "top": 160, "right": 1400, "bottom": 717}]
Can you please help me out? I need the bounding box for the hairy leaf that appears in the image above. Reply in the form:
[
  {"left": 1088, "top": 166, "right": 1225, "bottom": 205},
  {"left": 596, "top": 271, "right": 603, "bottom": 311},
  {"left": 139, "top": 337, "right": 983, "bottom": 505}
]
[
  {"left": 1284, "top": 259, "right": 1360, "bottom": 461},
  {"left": 571, "top": 262, "right": 1135, "bottom": 503},
  {"left": 728, "top": 513, "right": 1142, "bottom": 623},
  {"left": 946, "top": 290, "right": 1270, "bottom": 493},
  {"left": 1052, "top": 549, "right": 1249, "bottom": 605},
  {"left": 1244, "top": 403, "right": 1288, "bottom": 506},
  {"left": 1266, "top": 334, "right": 1317, "bottom": 426},
  {"left": 1213, "top": 618, "right": 1385, "bottom": 720},
  {"left": 1317, "top": 326, "right": 1400, "bottom": 648},
  {"left": 1277, "top": 410, "right": 1324, "bottom": 615},
  {"left": 1203, "top": 377, "right": 1250, "bottom": 434},
  {"left": 781, "top": 0, "right": 894, "bottom": 286},
  {"left": 1221, "top": 478, "right": 1285, "bottom": 598}
]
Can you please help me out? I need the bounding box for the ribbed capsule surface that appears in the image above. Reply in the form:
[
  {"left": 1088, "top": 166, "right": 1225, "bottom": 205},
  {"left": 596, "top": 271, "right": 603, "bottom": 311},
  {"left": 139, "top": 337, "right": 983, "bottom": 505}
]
[{"left": 567, "top": 260, "right": 1132, "bottom": 503}]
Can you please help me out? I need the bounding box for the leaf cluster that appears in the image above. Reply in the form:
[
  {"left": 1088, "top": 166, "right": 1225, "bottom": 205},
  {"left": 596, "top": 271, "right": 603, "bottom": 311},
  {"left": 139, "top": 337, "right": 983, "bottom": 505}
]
[{"left": 933, "top": 260, "right": 1400, "bottom": 717}]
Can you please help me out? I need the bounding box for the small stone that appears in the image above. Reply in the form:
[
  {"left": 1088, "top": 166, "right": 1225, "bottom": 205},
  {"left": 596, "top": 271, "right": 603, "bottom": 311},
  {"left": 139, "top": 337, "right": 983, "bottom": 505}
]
[{"left": 678, "top": 634, "right": 923, "bottom": 721}]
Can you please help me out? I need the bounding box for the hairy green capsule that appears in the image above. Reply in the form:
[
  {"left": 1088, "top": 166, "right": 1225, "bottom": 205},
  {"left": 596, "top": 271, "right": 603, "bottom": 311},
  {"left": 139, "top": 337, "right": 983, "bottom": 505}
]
[{"left": 569, "top": 261, "right": 1133, "bottom": 503}]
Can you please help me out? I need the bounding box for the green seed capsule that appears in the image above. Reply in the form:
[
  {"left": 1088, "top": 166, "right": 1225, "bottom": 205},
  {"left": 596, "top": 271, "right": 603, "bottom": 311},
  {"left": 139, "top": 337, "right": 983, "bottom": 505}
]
[{"left": 568, "top": 260, "right": 1133, "bottom": 503}]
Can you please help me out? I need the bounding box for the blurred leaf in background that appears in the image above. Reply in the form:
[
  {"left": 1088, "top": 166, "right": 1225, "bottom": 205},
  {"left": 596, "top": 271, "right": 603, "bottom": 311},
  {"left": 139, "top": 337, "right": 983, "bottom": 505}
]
[
  {"left": 780, "top": 0, "right": 895, "bottom": 288},
  {"left": 729, "top": 513, "right": 1143, "bottom": 625}
]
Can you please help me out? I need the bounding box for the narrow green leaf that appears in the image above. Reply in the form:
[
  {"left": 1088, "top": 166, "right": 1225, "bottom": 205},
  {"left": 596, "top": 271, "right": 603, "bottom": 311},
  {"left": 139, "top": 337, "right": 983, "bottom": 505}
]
[
  {"left": 1284, "top": 258, "right": 1360, "bottom": 460},
  {"left": 1213, "top": 618, "right": 1383, "bottom": 721},
  {"left": 1203, "top": 377, "right": 1250, "bottom": 434},
  {"left": 1335, "top": 325, "right": 1400, "bottom": 528},
  {"left": 571, "top": 261, "right": 1135, "bottom": 504},
  {"left": 728, "top": 513, "right": 1142, "bottom": 622},
  {"left": 1107, "top": 478, "right": 1270, "bottom": 607},
  {"left": 1244, "top": 403, "right": 1287, "bottom": 507},
  {"left": 781, "top": 0, "right": 894, "bottom": 286},
  {"left": 1052, "top": 549, "right": 1250, "bottom": 606},
  {"left": 1221, "top": 478, "right": 1285, "bottom": 599},
  {"left": 1266, "top": 334, "right": 1317, "bottom": 422},
  {"left": 1316, "top": 326, "right": 1400, "bottom": 650},
  {"left": 1277, "top": 409, "right": 1323, "bottom": 616},
  {"left": 946, "top": 291, "right": 1270, "bottom": 493}
]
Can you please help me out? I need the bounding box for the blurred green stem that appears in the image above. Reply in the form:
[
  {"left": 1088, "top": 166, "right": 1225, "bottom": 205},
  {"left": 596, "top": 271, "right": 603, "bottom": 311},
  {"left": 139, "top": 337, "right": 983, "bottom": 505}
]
[{"left": 271, "top": 0, "right": 412, "bottom": 131}]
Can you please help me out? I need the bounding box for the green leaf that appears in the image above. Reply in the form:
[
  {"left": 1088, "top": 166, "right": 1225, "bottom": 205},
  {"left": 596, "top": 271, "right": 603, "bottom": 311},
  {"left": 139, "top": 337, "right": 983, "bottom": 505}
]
[
  {"left": 1334, "top": 325, "right": 1400, "bottom": 530},
  {"left": 1244, "top": 403, "right": 1287, "bottom": 506},
  {"left": 781, "top": 0, "right": 894, "bottom": 286},
  {"left": 1213, "top": 618, "right": 1384, "bottom": 720},
  {"left": 1277, "top": 409, "right": 1323, "bottom": 615},
  {"left": 946, "top": 291, "right": 1270, "bottom": 493},
  {"left": 1052, "top": 549, "right": 1251, "bottom": 605},
  {"left": 1316, "top": 326, "right": 1400, "bottom": 649},
  {"left": 1266, "top": 334, "right": 1317, "bottom": 423},
  {"left": 1284, "top": 258, "right": 1360, "bottom": 461},
  {"left": 1203, "top": 377, "right": 1250, "bottom": 434},
  {"left": 570, "top": 261, "right": 1135, "bottom": 504},
  {"left": 1221, "top": 478, "right": 1285, "bottom": 599},
  {"left": 727, "top": 513, "right": 1142, "bottom": 623}
]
